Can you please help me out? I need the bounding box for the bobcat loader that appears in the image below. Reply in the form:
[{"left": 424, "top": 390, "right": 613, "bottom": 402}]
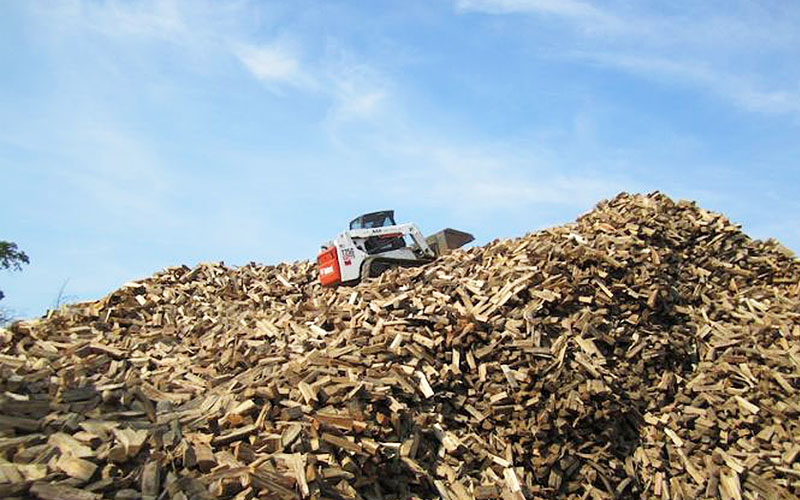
[{"left": 317, "top": 210, "right": 473, "bottom": 286}]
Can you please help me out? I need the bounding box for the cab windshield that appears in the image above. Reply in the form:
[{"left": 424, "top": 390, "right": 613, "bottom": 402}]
[{"left": 350, "top": 210, "right": 396, "bottom": 230}]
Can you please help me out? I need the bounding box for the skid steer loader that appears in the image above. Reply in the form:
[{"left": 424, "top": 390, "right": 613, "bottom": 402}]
[{"left": 317, "top": 210, "right": 474, "bottom": 286}]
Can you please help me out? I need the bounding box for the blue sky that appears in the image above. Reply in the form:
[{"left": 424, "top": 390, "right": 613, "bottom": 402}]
[{"left": 2, "top": 0, "right": 799, "bottom": 318}]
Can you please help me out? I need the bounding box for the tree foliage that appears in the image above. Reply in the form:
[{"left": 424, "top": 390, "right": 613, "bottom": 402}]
[
  {"left": 1, "top": 241, "right": 29, "bottom": 272},
  {"left": 0, "top": 240, "right": 29, "bottom": 304}
]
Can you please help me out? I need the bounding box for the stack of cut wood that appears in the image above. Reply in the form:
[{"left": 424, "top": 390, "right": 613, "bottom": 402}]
[{"left": 1, "top": 192, "right": 797, "bottom": 500}]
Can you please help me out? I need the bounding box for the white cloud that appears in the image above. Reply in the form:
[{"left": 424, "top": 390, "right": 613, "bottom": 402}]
[
  {"left": 233, "top": 41, "right": 393, "bottom": 115},
  {"left": 30, "top": 0, "right": 195, "bottom": 45},
  {"left": 456, "top": 0, "right": 621, "bottom": 31},
  {"left": 421, "top": 146, "right": 638, "bottom": 212},
  {"left": 30, "top": 1, "right": 386, "bottom": 109},
  {"left": 455, "top": 0, "right": 800, "bottom": 116},
  {"left": 234, "top": 43, "right": 313, "bottom": 91},
  {"left": 455, "top": 0, "right": 800, "bottom": 47},
  {"left": 576, "top": 52, "right": 800, "bottom": 115},
  {"left": 326, "top": 61, "right": 389, "bottom": 123},
  {"left": 336, "top": 125, "right": 642, "bottom": 217},
  {"left": 334, "top": 88, "right": 386, "bottom": 120},
  {"left": 84, "top": 1, "right": 188, "bottom": 40}
]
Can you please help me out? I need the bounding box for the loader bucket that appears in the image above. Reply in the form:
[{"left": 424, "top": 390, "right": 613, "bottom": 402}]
[{"left": 425, "top": 228, "right": 475, "bottom": 256}]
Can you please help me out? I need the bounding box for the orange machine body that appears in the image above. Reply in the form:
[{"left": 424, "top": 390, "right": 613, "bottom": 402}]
[{"left": 317, "top": 246, "right": 341, "bottom": 286}]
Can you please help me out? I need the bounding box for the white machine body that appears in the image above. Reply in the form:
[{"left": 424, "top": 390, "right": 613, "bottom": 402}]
[{"left": 317, "top": 210, "right": 473, "bottom": 286}]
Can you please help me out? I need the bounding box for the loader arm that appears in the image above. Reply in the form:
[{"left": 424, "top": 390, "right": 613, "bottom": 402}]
[{"left": 347, "top": 223, "right": 436, "bottom": 258}]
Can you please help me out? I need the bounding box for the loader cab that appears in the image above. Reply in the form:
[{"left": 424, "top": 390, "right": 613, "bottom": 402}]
[
  {"left": 349, "top": 210, "right": 397, "bottom": 230},
  {"left": 350, "top": 210, "right": 406, "bottom": 254}
]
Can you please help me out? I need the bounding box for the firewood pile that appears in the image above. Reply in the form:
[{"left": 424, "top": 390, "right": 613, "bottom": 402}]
[{"left": 0, "top": 192, "right": 798, "bottom": 500}]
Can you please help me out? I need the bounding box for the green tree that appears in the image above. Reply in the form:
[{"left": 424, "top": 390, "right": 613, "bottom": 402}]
[{"left": 1, "top": 241, "right": 29, "bottom": 321}]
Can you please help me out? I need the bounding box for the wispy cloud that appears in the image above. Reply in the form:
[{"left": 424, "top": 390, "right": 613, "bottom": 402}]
[
  {"left": 425, "top": 146, "right": 634, "bottom": 210},
  {"left": 456, "top": 0, "right": 621, "bottom": 32},
  {"left": 330, "top": 81, "right": 386, "bottom": 121},
  {"left": 234, "top": 42, "right": 314, "bottom": 91},
  {"left": 575, "top": 52, "right": 800, "bottom": 115},
  {"left": 455, "top": 0, "right": 800, "bottom": 116},
  {"left": 28, "top": 1, "right": 390, "bottom": 116},
  {"left": 455, "top": 0, "right": 800, "bottom": 46},
  {"left": 323, "top": 113, "right": 642, "bottom": 217},
  {"left": 31, "top": 0, "right": 197, "bottom": 46},
  {"left": 325, "top": 57, "right": 390, "bottom": 126}
]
